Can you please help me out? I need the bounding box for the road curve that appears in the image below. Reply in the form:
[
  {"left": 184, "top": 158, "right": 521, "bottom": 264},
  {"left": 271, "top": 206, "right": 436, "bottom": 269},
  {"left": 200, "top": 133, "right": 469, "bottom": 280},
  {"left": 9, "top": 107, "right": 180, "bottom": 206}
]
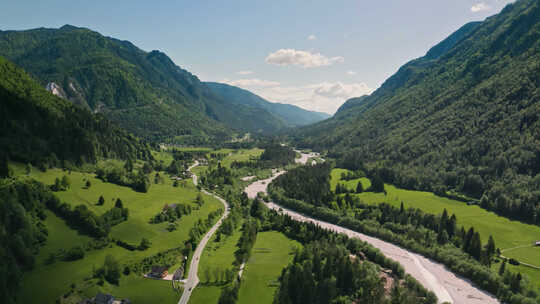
[
  {"left": 178, "top": 161, "right": 230, "bottom": 304},
  {"left": 244, "top": 153, "right": 499, "bottom": 304}
]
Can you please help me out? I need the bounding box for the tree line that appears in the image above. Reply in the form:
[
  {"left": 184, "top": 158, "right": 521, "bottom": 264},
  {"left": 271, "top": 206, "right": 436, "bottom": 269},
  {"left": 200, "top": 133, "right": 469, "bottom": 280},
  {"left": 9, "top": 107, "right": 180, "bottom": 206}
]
[{"left": 268, "top": 165, "right": 539, "bottom": 304}]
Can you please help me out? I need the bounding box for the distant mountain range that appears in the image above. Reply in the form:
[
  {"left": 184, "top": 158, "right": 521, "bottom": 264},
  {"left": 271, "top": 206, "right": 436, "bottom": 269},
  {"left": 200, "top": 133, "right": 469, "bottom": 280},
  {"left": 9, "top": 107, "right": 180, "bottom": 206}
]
[
  {"left": 0, "top": 25, "right": 329, "bottom": 144},
  {"left": 296, "top": 0, "right": 540, "bottom": 224},
  {"left": 205, "top": 82, "right": 330, "bottom": 127}
]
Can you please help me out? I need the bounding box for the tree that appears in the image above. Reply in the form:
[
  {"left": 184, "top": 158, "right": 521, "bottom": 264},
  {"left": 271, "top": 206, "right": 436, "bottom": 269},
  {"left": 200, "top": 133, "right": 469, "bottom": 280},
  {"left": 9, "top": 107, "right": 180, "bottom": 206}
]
[
  {"left": 103, "top": 255, "right": 121, "bottom": 285},
  {"left": 124, "top": 158, "right": 134, "bottom": 173},
  {"left": 485, "top": 235, "right": 496, "bottom": 266},
  {"left": 355, "top": 181, "right": 363, "bottom": 193},
  {"left": 0, "top": 154, "right": 10, "bottom": 178},
  {"left": 123, "top": 266, "right": 131, "bottom": 275},
  {"left": 498, "top": 260, "right": 506, "bottom": 276},
  {"left": 61, "top": 175, "right": 70, "bottom": 189},
  {"left": 25, "top": 163, "right": 32, "bottom": 175},
  {"left": 250, "top": 199, "right": 266, "bottom": 220},
  {"left": 195, "top": 193, "right": 205, "bottom": 207},
  {"left": 85, "top": 180, "right": 91, "bottom": 188},
  {"left": 369, "top": 175, "right": 385, "bottom": 193},
  {"left": 139, "top": 238, "right": 152, "bottom": 250},
  {"left": 142, "top": 162, "right": 153, "bottom": 174},
  {"left": 115, "top": 198, "right": 123, "bottom": 209},
  {"left": 98, "top": 195, "right": 105, "bottom": 206},
  {"left": 53, "top": 177, "right": 61, "bottom": 191}
]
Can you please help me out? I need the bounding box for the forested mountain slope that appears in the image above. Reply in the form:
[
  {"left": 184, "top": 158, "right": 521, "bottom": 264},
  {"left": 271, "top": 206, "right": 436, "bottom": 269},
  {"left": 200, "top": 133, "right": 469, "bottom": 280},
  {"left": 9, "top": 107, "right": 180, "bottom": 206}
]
[
  {"left": 205, "top": 82, "right": 330, "bottom": 127},
  {"left": 0, "top": 25, "right": 292, "bottom": 143},
  {"left": 296, "top": 0, "right": 540, "bottom": 224},
  {"left": 0, "top": 56, "right": 151, "bottom": 168}
]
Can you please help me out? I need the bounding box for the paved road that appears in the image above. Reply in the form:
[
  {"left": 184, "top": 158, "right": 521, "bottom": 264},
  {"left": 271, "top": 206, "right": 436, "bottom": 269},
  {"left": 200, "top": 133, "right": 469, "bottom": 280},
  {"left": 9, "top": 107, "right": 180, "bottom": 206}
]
[
  {"left": 178, "top": 161, "right": 230, "bottom": 304},
  {"left": 244, "top": 152, "right": 499, "bottom": 304}
]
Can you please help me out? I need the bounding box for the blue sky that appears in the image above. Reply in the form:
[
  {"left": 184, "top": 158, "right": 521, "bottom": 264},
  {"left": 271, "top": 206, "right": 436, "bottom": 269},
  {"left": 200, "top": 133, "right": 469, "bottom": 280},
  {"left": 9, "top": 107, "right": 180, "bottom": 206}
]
[{"left": 1, "top": 0, "right": 514, "bottom": 113}]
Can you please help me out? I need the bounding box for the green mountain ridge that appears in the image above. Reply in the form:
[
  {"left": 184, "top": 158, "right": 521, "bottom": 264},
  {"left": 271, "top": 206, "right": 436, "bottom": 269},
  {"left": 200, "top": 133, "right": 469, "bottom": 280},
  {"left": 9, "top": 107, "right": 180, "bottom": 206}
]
[
  {"left": 0, "top": 25, "right": 298, "bottom": 143},
  {"left": 296, "top": 0, "right": 540, "bottom": 224},
  {"left": 205, "top": 82, "right": 331, "bottom": 127},
  {"left": 0, "top": 56, "right": 151, "bottom": 166}
]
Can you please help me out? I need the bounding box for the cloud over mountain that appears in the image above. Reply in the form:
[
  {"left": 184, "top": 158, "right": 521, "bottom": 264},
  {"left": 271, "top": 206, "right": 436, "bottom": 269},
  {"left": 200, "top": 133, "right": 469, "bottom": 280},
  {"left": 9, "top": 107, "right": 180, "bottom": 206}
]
[{"left": 265, "top": 49, "right": 344, "bottom": 68}]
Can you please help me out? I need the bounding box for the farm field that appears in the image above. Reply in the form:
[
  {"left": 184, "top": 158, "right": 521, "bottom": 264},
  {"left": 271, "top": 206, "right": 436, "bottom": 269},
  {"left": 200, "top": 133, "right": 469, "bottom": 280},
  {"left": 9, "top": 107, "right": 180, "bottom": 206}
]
[
  {"left": 331, "top": 168, "right": 540, "bottom": 290},
  {"left": 12, "top": 164, "right": 223, "bottom": 303},
  {"left": 236, "top": 231, "right": 301, "bottom": 304},
  {"left": 189, "top": 223, "right": 244, "bottom": 304},
  {"left": 218, "top": 148, "right": 264, "bottom": 168}
]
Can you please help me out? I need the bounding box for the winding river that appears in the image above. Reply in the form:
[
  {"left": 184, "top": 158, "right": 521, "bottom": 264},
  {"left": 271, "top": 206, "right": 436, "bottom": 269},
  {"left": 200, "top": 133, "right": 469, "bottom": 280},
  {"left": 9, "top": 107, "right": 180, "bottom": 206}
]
[{"left": 244, "top": 152, "right": 499, "bottom": 304}]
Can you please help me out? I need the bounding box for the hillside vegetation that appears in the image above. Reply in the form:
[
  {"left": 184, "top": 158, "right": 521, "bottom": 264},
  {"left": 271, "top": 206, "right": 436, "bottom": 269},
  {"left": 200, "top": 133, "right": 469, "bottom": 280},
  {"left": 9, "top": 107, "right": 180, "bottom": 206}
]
[
  {"left": 297, "top": 0, "right": 540, "bottom": 224},
  {"left": 0, "top": 56, "right": 151, "bottom": 167},
  {"left": 0, "top": 25, "right": 309, "bottom": 143}
]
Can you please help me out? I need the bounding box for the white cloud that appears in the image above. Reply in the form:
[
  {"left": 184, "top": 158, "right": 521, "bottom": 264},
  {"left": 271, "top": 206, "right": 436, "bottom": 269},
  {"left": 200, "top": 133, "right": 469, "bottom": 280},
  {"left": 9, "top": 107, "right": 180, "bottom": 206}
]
[
  {"left": 265, "top": 49, "right": 344, "bottom": 68},
  {"left": 471, "top": 2, "right": 491, "bottom": 12},
  {"left": 221, "top": 78, "right": 280, "bottom": 87},
  {"left": 347, "top": 71, "right": 357, "bottom": 75},
  {"left": 220, "top": 78, "right": 372, "bottom": 113},
  {"left": 236, "top": 70, "right": 254, "bottom": 75},
  {"left": 308, "top": 34, "right": 317, "bottom": 40}
]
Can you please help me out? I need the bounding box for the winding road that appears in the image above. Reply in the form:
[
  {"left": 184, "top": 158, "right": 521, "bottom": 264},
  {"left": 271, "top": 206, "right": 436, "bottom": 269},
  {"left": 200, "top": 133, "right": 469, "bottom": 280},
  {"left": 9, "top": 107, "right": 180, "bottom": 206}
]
[
  {"left": 244, "top": 152, "right": 499, "bottom": 304},
  {"left": 177, "top": 161, "right": 230, "bottom": 304}
]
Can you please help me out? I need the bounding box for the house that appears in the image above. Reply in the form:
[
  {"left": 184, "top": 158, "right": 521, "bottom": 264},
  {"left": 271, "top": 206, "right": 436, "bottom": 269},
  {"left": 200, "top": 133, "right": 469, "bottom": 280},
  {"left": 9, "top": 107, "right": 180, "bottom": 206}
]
[
  {"left": 535, "top": 241, "right": 540, "bottom": 246},
  {"left": 94, "top": 293, "right": 114, "bottom": 304},
  {"left": 150, "top": 266, "right": 169, "bottom": 278}
]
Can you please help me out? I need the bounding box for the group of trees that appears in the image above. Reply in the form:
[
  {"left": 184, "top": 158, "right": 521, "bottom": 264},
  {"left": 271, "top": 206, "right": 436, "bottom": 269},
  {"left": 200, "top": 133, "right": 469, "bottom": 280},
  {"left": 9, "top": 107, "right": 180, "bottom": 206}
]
[
  {"left": 0, "top": 56, "right": 152, "bottom": 169},
  {"left": 200, "top": 162, "right": 235, "bottom": 188},
  {"left": 234, "top": 220, "right": 258, "bottom": 265},
  {"left": 50, "top": 175, "right": 71, "bottom": 191},
  {"left": 0, "top": 179, "right": 51, "bottom": 304},
  {"left": 271, "top": 163, "right": 334, "bottom": 206},
  {"left": 96, "top": 161, "right": 151, "bottom": 193},
  {"left": 93, "top": 254, "right": 121, "bottom": 285},
  {"left": 150, "top": 203, "right": 193, "bottom": 224},
  {"left": 275, "top": 240, "right": 435, "bottom": 304},
  {"left": 46, "top": 195, "right": 128, "bottom": 238},
  {"left": 184, "top": 209, "right": 223, "bottom": 254},
  {"left": 258, "top": 143, "right": 296, "bottom": 167},
  {"left": 201, "top": 266, "right": 237, "bottom": 284},
  {"left": 268, "top": 167, "right": 539, "bottom": 304}
]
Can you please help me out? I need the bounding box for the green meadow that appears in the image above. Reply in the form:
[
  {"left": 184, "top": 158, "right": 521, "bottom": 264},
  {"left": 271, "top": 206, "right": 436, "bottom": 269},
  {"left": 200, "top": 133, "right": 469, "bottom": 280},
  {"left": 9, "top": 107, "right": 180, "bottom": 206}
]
[
  {"left": 189, "top": 223, "right": 244, "bottom": 304},
  {"left": 237, "top": 231, "right": 301, "bottom": 304},
  {"left": 12, "top": 163, "right": 223, "bottom": 303},
  {"left": 218, "top": 148, "right": 264, "bottom": 168},
  {"left": 331, "top": 168, "right": 540, "bottom": 290}
]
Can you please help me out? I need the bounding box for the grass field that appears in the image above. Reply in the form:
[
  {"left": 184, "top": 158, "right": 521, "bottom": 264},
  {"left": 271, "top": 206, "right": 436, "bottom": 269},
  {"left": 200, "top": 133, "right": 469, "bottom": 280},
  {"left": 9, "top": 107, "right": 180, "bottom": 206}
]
[
  {"left": 237, "top": 231, "right": 301, "bottom": 304},
  {"left": 12, "top": 163, "right": 223, "bottom": 304},
  {"left": 331, "top": 168, "right": 540, "bottom": 290},
  {"left": 189, "top": 285, "right": 222, "bottom": 304},
  {"left": 218, "top": 148, "right": 264, "bottom": 168},
  {"left": 77, "top": 275, "right": 181, "bottom": 303},
  {"left": 189, "top": 222, "right": 244, "bottom": 304}
]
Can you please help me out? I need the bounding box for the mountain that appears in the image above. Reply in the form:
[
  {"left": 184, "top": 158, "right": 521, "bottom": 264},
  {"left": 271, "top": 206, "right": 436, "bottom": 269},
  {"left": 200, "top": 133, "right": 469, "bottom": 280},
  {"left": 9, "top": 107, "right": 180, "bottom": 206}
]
[
  {"left": 205, "top": 82, "right": 331, "bottom": 127},
  {"left": 296, "top": 0, "right": 540, "bottom": 224},
  {"left": 0, "top": 25, "right": 294, "bottom": 144},
  {"left": 0, "top": 56, "right": 151, "bottom": 167}
]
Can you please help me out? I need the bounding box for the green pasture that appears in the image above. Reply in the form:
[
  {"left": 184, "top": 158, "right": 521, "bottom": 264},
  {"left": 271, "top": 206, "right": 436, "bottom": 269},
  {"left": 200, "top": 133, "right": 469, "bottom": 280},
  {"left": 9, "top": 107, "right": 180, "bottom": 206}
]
[
  {"left": 13, "top": 164, "right": 222, "bottom": 303},
  {"left": 331, "top": 168, "right": 540, "bottom": 287},
  {"left": 189, "top": 222, "right": 244, "bottom": 304},
  {"left": 237, "top": 231, "right": 300, "bottom": 304}
]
